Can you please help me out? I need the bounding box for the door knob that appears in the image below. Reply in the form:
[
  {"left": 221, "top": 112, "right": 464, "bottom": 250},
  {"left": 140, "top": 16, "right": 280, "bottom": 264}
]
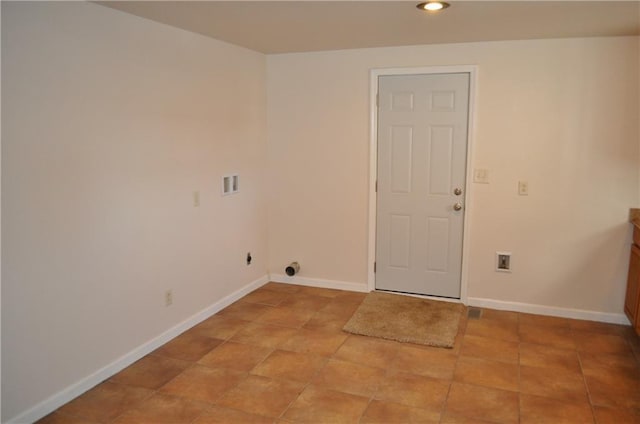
[
  {"left": 453, "top": 203, "right": 463, "bottom": 211},
  {"left": 454, "top": 188, "right": 462, "bottom": 196}
]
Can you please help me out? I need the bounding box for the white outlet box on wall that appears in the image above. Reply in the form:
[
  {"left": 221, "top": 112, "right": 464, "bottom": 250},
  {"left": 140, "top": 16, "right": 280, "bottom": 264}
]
[{"left": 496, "top": 251, "right": 512, "bottom": 272}]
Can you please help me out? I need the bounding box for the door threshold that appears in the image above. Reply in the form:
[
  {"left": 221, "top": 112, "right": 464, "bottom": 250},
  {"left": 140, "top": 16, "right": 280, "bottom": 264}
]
[{"left": 374, "top": 288, "right": 462, "bottom": 304}]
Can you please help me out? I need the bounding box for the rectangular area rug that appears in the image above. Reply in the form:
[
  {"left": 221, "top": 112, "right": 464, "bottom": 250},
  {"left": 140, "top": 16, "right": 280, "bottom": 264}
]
[{"left": 343, "top": 291, "right": 464, "bottom": 348}]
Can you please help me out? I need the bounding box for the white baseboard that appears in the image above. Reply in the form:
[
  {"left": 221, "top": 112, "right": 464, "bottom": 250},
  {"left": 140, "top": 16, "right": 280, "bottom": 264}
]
[
  {"left": 467, "top": 296, "right": 631, "bottom": 325},
  {"left": 8, "top": 275, "right": 270, "bottom": 424},
  {"left": 269, "top": 273, "right": 369, "bottom": 293}
]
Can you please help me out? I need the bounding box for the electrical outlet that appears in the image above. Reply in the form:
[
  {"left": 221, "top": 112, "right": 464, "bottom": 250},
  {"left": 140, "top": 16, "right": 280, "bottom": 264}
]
[
  {"left": 165, "top": 289, "right": 173, "bottom": 306},
  {"left": 474, "top": 169, "right": 489, "bottom": 184},
  {"left": 518, "top": 181, "right": 529, "bottom": 196},
  {"left": 246, "top": 252, "right": 252, "bottom": 266}
]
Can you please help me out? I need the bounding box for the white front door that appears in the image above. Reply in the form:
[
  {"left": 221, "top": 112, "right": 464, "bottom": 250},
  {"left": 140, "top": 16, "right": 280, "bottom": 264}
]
[{"left": 375, "top": 73, "right": 470, "bottom": 298}]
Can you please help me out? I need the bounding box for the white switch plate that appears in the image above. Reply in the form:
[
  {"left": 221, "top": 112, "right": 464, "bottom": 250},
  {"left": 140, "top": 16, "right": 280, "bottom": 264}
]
[
  {"left": 473, "top": 169, "right": 489, "bottom": 184},
  {"left": 518, "top": 181, "right": 529, "bottom": 196}
]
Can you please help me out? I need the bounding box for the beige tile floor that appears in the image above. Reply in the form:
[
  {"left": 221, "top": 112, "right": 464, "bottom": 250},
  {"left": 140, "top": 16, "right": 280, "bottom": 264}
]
[{"left": 39, "top": 282, "right": 640, "bottom": 423}]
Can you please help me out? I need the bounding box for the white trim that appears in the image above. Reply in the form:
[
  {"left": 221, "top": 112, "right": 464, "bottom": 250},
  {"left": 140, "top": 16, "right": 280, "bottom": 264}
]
[
  {"left": 7, "top": 275, "right": 270, "bottom": 424},
  {"left": 467, "top": 297, "right": 631, "bottom": 325},
  {"left": 375, "top": 289, "right": 463, "bottom": 304},
  {"left": 367, "top": 65, "right": 478, "bottom": 304},
  {"left": 269, "top": 273, "right": 369, "bottom": 293}
]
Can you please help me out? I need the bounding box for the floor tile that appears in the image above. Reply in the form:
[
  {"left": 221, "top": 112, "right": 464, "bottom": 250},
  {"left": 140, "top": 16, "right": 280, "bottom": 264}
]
[
  {"left": 568, "top": 319, "right": 632, "bottom": 337},
  {"left": 519, "top": 364, "right": 589, "bottom": 403},
  {"left": 583, "top": 362, "right": 640, "bottom": 409},
  {"left": 519, "top": 323, "right": 577, "bottom": 350},
  {"left": 218, "top": 301, "right": 272, "bottom": 321},
  {"left": 334, "top": 291, "right": 367, "bottom": 303},
  {"left": 303, "top": 311, "right": 350, "bottom": 331},
  {"left": 298, "top": 286, "right": 342, "bottom": 298},
  {"left": 579, "top": 350, "right": 640, "bottom": 373},
  {"left": 159, "top": 364, "right": 246, "bottom": 404},
  {"left": 454, "top": 356, "right": 519, "bottom": 392},
  {"left": 58, "top": 381, "right": 153, "bottom": 423},
  {"left": 41, "top": 286, "right": 640, "bottom": 424},
  {"left": 593, "top": 405, "right": 640, "bottom": 424},
  {"left": 109, "top": 355, "right": 190, "bottom": 390},
  {"left": 333, "top": 335, "right": 399, "bottom": 369},
  {"left": 444, "top": 382, "right": 519, "bottom": 424},
  {"left": 478, "top": 309, "right": 519, "bottom": 323},
  {"left": 230, "top": 322, "right": 298, "bottom": 348},
  {"left": 319, "top": 299, "right": 362, "bottom": 317},
  {"left": 279, "top": 293, "right": 332, "bottom": 311},
  {"left": 519, "top": 342, "right": 581, "bottom": 372},
  {"left": 37, "top": 412, "right": 102, "bottom": 424},
  {"left": 375, "top": 371, "right": 450, "bottom": 411},
  {"left": 439, "top": 412, "right": 496, "bottom": 423},
  {"left": 242, "top": 287, "right": 291, "bottom": 306},
  {"left": 261, "top": 282, "right": 302, "bottom": 294},
  {"left": 460, "top": 334, "right": 519, "bottom": 364},
  {"left": 153, "top": 333, "right": 224, "bottom": 362},
  {"left": 193, "top": 405, "right": 273, "bottom": 424},
  {"left": 391, "top": 345, "right": 458, "bottom": 380},
  {"left": 312, "top": 358, "right": 385, "bottom": 397},
  {"left": 185, "top": 315, "right": 251, "bottom": 340},
  {"left": 519, "top": 393, "right": 594, "bottom": 424},
  {"left": 573, "top": 330, "right": 633, "bottom": 355},
  {"left": 251, "top": 349, "right": 326, "bottom": 383},
  {"left": 464, "top": 318, "right": 519, "bottom": 342},
  {"left": 111, "top": 393, "right": 209, "bottom": 424},
  {"left": 361, "top": 400, "right": 440, "bottom": 423},
  {"left": 216, "top": 375, "right": 305, "bottom": 418},
  {"left": 519, "top": 313, "right": 570, "bottom": 329},
  {"left": 282, "top": 385, "right": 369, "bottom": 423},
  {"left": 279, "top": 328, "right": 348, "bottom": 356},
  {"left": 198, "top": 341, "right": 272, "bottom": 372},
  {"left": 257, "top": 306, "right": 315, "bottom": 328}
]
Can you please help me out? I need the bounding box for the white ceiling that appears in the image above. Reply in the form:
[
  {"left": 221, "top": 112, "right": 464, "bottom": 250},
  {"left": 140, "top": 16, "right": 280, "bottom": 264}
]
[{"left": 99, "top": 1, "right": 640, "bottom": 54}]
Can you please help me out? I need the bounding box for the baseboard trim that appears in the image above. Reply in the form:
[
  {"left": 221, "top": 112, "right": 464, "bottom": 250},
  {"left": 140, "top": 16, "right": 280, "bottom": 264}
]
[
  {"left": 467, "top": 297, "right": 631, "bottom": 325},
  {"left": 7, "top": 274, "right": 270, "bottom": 424},
  {"left": 269, "top": 274, "right": 369, "bottom": 293}
]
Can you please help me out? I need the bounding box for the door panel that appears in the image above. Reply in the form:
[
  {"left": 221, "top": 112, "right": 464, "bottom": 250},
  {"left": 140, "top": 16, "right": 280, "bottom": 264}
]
[
  {"left": 375, "top": 73, "right": 470, "bottom": 298},
  {"left": 390, "top": 127, "right": 413, "bottom": 193}
]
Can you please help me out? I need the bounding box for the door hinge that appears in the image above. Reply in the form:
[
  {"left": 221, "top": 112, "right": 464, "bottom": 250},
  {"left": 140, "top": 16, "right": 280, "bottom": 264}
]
[
  {"left": 375, "top": 180, "right": 377, "bottom": 192},
  {"left": 374, "top": 262, "right": 376, "bottom": 273},
  {"left": 376, "top": 93, "right": 379, "bottom": 108}
]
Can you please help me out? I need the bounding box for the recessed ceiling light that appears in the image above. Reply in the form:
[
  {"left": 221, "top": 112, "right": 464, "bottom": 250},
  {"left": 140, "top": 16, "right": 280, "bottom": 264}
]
[{"left": 416, "top": 2, "right": 450, "bottom": 12}]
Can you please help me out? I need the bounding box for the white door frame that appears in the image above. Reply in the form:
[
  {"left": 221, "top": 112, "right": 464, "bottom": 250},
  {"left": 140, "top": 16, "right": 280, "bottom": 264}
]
[{"left": 367, "top": 65, "right": 478, "bottom": 304}]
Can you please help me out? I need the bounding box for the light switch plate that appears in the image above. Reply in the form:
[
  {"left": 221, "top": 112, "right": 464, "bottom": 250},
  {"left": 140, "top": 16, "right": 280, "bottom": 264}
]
[
  {"left": 193, "top": 191, "right": 200, "bottom": 207},
  {"left": 473, "top": 169, "right": 489, "bottom": 184}
]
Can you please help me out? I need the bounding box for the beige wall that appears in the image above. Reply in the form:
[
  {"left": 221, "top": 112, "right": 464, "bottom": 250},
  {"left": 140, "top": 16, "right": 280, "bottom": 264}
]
[
  {"left": 267, "top": 36, "right": 640, "bottom": 314},
  {"left": 2, "top": 2, "right": 267, "bottom": 421}
]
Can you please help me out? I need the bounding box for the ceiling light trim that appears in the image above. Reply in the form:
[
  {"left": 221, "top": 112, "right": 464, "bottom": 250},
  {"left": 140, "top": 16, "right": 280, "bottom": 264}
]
[{"left": 417, "top": 2, "right": 451, "bottom": 12}]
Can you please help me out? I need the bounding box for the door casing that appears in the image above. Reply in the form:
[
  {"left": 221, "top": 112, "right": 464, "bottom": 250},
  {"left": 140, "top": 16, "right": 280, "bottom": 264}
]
[{"left": 367, "top": 65, "right": 478, "bottom": 304}]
